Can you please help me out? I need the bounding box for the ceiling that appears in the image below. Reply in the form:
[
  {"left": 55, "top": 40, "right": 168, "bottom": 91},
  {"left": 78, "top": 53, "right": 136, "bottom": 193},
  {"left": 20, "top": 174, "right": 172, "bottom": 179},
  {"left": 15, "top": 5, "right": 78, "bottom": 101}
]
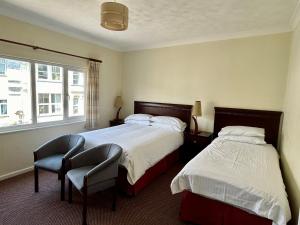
[{"left": 0, "top": 0, "right": 299, "bottom": 51}]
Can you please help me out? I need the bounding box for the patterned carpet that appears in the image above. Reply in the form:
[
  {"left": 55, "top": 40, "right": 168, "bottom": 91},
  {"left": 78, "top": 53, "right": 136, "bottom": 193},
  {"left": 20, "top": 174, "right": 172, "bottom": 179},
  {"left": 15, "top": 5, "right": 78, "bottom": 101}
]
[{"left": 0, "top": 164, "right": 188, "bottom": 225}]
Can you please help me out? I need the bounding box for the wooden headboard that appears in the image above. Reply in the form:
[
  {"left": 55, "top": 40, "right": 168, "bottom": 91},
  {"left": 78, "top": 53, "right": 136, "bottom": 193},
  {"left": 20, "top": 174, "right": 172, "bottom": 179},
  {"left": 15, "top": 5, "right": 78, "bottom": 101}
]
[
  {"left": 214, "top": 107, "right": 282, "bottom": 148},
  {"left": 134, "top": 101, "right": 193, "bottom": 129}
]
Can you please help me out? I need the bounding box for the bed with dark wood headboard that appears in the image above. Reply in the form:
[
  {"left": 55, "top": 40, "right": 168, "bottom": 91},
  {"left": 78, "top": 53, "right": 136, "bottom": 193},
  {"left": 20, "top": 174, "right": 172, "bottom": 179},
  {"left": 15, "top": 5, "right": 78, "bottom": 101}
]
[
  {"left": 118, "top": 101, "right": 192, "bottom": 196},
  {"left": 214, "top": 107, "right": 282, "bottom": 148},
  {"left": 177, "top": 107, "right": 285, "bottom": 225}
]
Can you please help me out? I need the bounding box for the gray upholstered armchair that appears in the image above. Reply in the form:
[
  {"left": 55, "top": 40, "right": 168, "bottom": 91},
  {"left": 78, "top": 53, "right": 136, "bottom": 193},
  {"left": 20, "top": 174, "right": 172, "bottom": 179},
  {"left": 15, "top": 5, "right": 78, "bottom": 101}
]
[
  {"left": 33, "top": 134, "right": 85, "bottom": 201},
  {"left": 67, "top": 143, "right": 122, "bottom": 225}
]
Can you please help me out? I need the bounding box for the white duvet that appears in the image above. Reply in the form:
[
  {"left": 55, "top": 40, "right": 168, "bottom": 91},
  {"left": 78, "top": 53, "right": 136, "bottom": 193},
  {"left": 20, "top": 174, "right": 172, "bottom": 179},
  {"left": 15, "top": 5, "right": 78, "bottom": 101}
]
[
  {"left": 170, "top": 137, "right": 291, "bottom": 225},
  {"left": 80, "top": 123, "right": 183, "bottom": 185}
]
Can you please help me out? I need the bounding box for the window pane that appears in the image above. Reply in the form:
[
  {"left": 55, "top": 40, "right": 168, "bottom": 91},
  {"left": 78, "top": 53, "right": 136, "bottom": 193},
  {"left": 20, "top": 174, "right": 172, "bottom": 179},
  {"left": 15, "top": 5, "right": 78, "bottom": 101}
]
[
  {"left": 0, "top": 100, "right": 8, "bottom": 115},
  {"left": 51, "top": 66, "right": 61, "bottom": 81},
  {"left": 37, "top": 64, "right": 48, "bottom": 80},
  {"left": 0, "top": 58, "right": 32, "bottom": 127},
  {"left": 68, "top": 70, "right": 84, "bottom": 117},
  {"left": 36, "top": 64, "right": 63, "bottom": 123},
  {"left": 0, "top": 59, "right": 6, "bottom": 76},
  {"left": 51, "top": 94, "right": 61, "bottom": 103},
  {"left": 51, "top": 104, "right": 61, "bottom": 114},
  {"left": 38, "top": 93, "right": 49, "bottom": 103},
  {"left": 39, "top": 105, "right": 49, "bottom": 114}
]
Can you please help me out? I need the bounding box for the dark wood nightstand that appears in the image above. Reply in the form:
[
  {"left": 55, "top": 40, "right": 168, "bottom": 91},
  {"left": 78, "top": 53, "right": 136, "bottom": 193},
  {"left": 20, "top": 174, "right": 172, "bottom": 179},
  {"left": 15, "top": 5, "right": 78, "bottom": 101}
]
[
  {"left": 109, "top": 119, "right": 124, "bottom": 127},
  {"left": 181, "top": 131, "right": 213, "bottom": 163}
]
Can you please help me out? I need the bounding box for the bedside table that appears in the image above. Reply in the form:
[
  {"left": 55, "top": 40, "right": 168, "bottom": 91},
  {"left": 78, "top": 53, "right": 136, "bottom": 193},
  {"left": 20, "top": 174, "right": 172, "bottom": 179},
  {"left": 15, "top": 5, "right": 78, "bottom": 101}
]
[
  {"left": 109, "top": 119, "right": 124, "bottom": 127},
  {"left": 181, "top": 131, "right": 213, "bottom": 163}
]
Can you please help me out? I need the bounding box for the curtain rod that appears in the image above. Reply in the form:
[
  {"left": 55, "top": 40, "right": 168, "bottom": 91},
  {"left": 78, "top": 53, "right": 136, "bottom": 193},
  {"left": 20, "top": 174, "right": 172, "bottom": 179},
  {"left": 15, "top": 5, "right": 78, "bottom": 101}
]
[{"left": 0, "top": 38, "right": 102, "bottom": 63}]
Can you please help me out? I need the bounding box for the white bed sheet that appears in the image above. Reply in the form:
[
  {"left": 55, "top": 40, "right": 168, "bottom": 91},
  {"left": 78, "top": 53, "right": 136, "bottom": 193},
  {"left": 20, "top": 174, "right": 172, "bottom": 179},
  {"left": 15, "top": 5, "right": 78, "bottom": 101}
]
[
  {"left": 80, "top": 123, "right": 183, "bottom": 185},
  {"left": 170, "top": 137, "right": 291, "bottom": 225}
]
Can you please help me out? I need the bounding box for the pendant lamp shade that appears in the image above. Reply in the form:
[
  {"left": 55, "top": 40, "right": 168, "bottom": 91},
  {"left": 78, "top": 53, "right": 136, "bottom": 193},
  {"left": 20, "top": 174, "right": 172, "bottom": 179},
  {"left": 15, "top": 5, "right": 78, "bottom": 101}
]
[{"left": 101, "top": 2, "right": 128, "bottom": 31}]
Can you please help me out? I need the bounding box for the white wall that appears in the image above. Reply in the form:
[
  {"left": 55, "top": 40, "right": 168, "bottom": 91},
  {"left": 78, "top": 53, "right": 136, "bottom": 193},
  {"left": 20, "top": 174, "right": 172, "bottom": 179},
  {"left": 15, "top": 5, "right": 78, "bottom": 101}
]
[
  {"left": 281, "top": 21, "right": 300, "bottom": 225},
  {"left": 123, "top": 33, "right": 291, "bottom": 132},
  {"left": 0, "top": 16, "right": 123, "bottom": 179}
]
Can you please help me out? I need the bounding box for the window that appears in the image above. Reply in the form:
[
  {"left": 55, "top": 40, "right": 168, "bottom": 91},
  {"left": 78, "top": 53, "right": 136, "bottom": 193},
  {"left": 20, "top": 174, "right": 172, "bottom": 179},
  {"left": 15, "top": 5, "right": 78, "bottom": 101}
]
[
  {"left": 36, "top": 64, "right": 63, "bottom": 123},
  {"left": 38, "top": 94, "right": 49, "bottom": 115},
  {"left": 0, "top": 56, "right": 85, "bottom": 131},
  {"left": 73, "top": 96, "right": 79, "bottom": 114},
  {"left": 0, "top": 57, "right": 32, "bottom": 127},
  {"left": 0, "top": 59, "right": 6, "bottom": 76},
  {"left": 0, "top": 100, "right": 7, "bottom": 115},
  {"left": 37, "top": 64, "right": 48, "bottom": 80},
  {"left": 38, "top": 93, "right": 62, "bottom": 116},
  {"left": 68, "top": 70, "right": 84, "bottom": 117},
  {"left": 51, "top": 66, "right": 61, "bottom": 81},
  {"left": 51, "top": 94, "right": 62, "bottom": 114},
  {"left": 73, "top": 72, "right": 79, "bottom": 85}
]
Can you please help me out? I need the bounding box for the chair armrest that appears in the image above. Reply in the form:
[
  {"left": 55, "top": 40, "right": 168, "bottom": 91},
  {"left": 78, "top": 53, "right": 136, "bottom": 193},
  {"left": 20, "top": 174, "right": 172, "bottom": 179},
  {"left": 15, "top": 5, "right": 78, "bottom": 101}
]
[
  {"left": 63, "top": 140, "right": 85, "bottom": 160},
  {"left": 86, "top": 158, "right": 120, "bottom": 185},
  {"left": 33, "top": 137, "right": 61, "bottom": 161},
  {"left": 87, "top": 156, "right": 117, "bottom": 177},
  {"left": 69, "top": 146, "right": 103, "bottom": 169}
]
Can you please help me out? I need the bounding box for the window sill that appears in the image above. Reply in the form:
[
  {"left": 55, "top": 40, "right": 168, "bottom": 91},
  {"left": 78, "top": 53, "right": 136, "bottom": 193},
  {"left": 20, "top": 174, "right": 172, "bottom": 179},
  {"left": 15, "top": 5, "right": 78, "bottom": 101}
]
[{"left": 0, "top": 119, "right": 85, "bottom": 135}]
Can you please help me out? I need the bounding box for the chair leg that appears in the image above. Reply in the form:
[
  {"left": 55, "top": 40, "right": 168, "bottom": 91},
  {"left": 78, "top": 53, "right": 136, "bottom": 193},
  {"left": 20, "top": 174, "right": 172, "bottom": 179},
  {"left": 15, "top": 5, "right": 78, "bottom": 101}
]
[
  {"left": 68, "top": 179, "right": 73, "bottom": 204},
  {"left": 82, "top": 184, "right": 87, "bottom": 225},
  {"left": 61, "top": 173, "right": 65, "bottom": 201},
  {"left": 112, "top": 185, "right": 117, "bottom": 211},
  {"left": 34, "top": 166, "right": 39, "bottom": 193}
]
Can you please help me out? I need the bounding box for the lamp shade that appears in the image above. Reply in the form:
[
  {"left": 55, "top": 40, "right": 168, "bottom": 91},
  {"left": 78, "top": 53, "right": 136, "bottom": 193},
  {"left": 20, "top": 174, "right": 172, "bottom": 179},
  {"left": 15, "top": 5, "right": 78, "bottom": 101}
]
[
  {"left": 192, "top": 101, "right": 202, "bottom": 116},
  {"left": 114, "top": 96, "right": 123, "bottom": 108},
  {"left": 101, "top": 2, "right": 128, "bottom": 31}
]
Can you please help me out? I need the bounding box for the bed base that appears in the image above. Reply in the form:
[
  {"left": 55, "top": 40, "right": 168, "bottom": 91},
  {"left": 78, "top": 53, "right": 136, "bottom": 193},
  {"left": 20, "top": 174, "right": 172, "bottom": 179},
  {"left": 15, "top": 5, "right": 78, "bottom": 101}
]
[
  {"left": 180, "top": 191, "right": 272, "bottom": 225},
  {"left": 117, "top": 149, "right": 179, "bottom": 196}
]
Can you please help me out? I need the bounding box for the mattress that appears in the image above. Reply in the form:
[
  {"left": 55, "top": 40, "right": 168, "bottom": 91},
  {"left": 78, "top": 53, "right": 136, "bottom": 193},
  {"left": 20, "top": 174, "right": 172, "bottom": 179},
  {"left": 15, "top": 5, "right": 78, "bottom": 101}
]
[
  {"left": 80, "top": 123, "right": 183, "bottom": 185},
  {"left": 170, "top": 137, "right": 291, "bottom": 225}
]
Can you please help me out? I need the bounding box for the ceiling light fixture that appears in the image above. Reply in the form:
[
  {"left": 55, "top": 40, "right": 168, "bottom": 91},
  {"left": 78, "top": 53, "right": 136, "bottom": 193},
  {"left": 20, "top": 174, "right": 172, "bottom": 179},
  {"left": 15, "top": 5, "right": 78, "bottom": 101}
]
[{"left": 101, "top": 1, "right": 128, "bottom": 31}]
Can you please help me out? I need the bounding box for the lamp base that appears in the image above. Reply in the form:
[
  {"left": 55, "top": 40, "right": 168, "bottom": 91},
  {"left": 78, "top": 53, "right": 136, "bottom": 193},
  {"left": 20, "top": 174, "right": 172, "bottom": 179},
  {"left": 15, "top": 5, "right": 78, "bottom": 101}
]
[
  {"left": 192, "top": 116, "right": 200, "bottom": 135},
  {"left": 115, "top": 107, "right": 121, "bottom": 120}
]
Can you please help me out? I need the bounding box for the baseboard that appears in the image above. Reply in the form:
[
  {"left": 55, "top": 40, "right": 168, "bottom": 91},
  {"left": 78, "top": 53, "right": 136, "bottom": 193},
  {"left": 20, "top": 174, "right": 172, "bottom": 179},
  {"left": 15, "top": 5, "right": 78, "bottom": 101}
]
[{"left": 0, "top": 166, "right": 34, "bottom": 182}]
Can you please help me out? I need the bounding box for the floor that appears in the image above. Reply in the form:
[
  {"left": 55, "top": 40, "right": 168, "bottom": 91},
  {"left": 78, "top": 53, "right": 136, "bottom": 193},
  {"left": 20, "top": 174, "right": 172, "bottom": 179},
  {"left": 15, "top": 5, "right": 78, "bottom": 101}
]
[{"left": 0, "top": 164, "right": 188, "bottom": 225}]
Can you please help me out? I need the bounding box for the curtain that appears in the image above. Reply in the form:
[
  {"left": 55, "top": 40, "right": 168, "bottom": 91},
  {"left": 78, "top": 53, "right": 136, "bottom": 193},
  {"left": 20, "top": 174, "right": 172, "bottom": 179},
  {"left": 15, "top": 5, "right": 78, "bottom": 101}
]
[{"left": 85, "top": 61, "right": 100, "bottom": 129}]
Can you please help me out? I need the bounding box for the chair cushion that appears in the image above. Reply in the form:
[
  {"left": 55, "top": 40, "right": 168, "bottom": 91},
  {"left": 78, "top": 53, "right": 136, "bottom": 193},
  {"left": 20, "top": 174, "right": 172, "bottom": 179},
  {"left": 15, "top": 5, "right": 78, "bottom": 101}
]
[
  {"left": 34, "top": 154, "right": 64, "bottom": 172},
  {"left": 67, "top": 166, "right": 94, "bottom": 191}
]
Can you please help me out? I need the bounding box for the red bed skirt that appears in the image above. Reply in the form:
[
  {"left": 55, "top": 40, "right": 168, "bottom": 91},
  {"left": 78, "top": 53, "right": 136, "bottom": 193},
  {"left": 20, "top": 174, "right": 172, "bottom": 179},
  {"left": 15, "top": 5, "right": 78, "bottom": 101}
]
[
  {"left": 117, "top": 149, "right": 179, "bottom": 196},
  {"left": 180, "top": 191, "right": 272, "bottom": 225}
]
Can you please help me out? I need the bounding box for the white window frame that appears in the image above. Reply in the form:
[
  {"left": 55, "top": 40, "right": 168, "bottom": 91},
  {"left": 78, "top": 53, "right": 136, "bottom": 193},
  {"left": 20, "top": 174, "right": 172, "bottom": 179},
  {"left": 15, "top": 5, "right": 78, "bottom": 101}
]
[{"left": 0, "top": 55, "right": 86, "bottom": 134}]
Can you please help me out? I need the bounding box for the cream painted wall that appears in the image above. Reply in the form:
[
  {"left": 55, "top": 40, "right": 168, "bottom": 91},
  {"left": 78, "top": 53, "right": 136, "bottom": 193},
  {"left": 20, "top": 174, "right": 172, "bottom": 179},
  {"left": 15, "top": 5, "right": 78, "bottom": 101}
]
[
  {"left": 281, "top": 21, "right": 300, "bottom": 225},
  {"left": 0, "top": 16, "right": 123, "bottom": 178},
  {"left": 122, "top": 33, "right": 291, "bottom": 132}
]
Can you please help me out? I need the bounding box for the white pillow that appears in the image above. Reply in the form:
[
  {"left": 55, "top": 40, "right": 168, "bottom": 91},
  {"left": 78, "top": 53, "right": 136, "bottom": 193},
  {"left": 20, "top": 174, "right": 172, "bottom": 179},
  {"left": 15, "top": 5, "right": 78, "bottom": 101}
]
[
  {"left": 150, "top": 116, "right": 186, "bottom": 132},
  {"left": 151, "top": 122, "right": 185, "bottom": 132},
  {"left": 218, "top": 135, "right": 266, "bottom": 145},
  {"left": 125, "top": 119, "right": 151, "bottom": 126},
  {"left": 218, "top": 126, "right": 265, "bottom": 137},
  {"left": 124, "top": 114, "right": 152, "bottom": 122}
]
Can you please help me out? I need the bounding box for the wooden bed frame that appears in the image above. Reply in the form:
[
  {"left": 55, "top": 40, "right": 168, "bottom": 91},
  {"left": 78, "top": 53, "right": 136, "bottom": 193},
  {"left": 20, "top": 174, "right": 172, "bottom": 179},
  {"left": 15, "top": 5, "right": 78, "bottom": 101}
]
[
  {"left": 214, "top": 107, "right": 282, "bottom": 148},
  {"left": 117, "top": 101, "right": 192, "bottom": 196},
  {"left": 180, "top": 107, "right": 283, "bottom": 225}
]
